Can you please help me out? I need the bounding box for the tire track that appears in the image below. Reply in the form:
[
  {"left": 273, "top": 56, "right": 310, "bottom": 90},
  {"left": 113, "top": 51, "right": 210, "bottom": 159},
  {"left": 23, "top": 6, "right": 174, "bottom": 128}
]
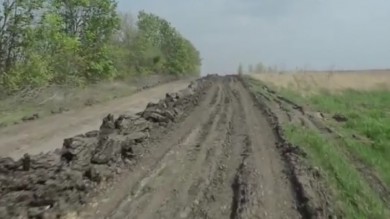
[
  {"left": 175, "top": 82, "right": 236, "bottom": 219},
  {"left": 228, "top": 80, "right": 301, "bottom": 219},
  {"left": 79, "top": 76, "right": 307, "bottom": 219},
  {"left": 151, "top": 82, "right": 234, "bottom": 219},
  {"left": 189, "top": 79, "right": 245, "bottom": 219},
  {"left": 80, "top": 83, "right": 220, "bottom": 219},
  {"left": 244, "top": 78, "right": 333, "bottom": 218},
  {"left": 111, "top": 82, "right": 228, "bottom": 219},
  {"left": 162, "top": 90, "right": 231, "bottom": 218}
]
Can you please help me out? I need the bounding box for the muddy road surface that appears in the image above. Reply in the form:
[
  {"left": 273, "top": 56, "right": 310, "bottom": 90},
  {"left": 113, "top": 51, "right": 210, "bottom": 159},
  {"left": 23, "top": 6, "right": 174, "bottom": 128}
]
[
  {"left": 0, "top": 80, "right": 188, "bottom": 159},
  {"left": 0, "top": 76, "right": 324, "bottom": 219},
  {"left": 79, "top": 76, "right": 303, "bottom": 219}
]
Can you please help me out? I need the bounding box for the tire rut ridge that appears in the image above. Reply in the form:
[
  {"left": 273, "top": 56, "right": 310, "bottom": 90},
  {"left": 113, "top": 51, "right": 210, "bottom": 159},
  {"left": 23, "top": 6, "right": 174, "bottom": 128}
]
[
  {"left": 153, "top": 83, "right": 228, "bottom": 218},
  {"left": 159, "top": 82, "right": 234, "bottom": 219},
  {"left": 185, "top": 82, "right": 238, "bottom": 218},
  {"left": 243, "top": 77, "right": 331, "bottom": 218},
  {"left": 82, "top": 76, "right": 319, "bottom": 219},
  {"left": 127, "top": 82, "right": 229, "bottom": 219},
  {"left": 106, "top": 84, "right": 223, "bottom": 219}
]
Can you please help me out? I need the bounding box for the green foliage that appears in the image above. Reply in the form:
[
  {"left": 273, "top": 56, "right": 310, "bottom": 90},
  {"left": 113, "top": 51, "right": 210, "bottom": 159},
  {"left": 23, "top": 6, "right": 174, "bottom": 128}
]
[
  {"left": 129, "top": 11, "right": 201, "bottom": 76},
  {"left": 282, "top": 86, "right": 390, "bottom": 193},
  {"left": 0, "top": 0, "right": 44, "bottom": 76},
  {"left": 2, "top": 52, "right": 53, "bottom": 91},
  {"left": 0, "top": 1, "right": 201, "bottom": 92},
  {"left": 285, "top": 125, "right": 389, "bottom": 219},
  {"left": 305, "top": 90, "right": 390, "bottom": 187},
  {"left": 51, "top": 0, "right": 119, "bottom": 82}
]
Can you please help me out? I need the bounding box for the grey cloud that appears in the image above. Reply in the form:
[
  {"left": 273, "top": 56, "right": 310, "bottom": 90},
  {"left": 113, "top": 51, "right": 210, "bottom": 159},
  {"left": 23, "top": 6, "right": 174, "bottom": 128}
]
[{"left": 118, "top": 0, "right": 390, "bottom": 74}]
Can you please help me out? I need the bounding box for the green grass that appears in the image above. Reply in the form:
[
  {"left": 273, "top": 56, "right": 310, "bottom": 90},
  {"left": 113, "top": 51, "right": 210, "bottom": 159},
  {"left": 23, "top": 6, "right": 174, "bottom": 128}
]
[
  {"left": 285, "top": 125, "right": 389, "bottom": 218},
  {"left": 0, "top": 107, "right": 37, "bottom": 126},
  {"left": 246, "top": 77, "right": 390, "bottom": 218},
  {"left": 293, "top": 89, "right": 390, "bottom": 188}
]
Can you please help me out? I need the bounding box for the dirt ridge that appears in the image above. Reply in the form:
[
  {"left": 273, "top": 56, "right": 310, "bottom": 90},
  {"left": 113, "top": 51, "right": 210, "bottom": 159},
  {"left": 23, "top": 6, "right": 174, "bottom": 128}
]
[
  {"left": 0, "top": 75, "right": 215, "bottom": 219},
  {"left": 241, "top": 77, "right": 335, "bottom": 218},
  {"left": 0, "top": 75, "right": 336, "bottom": 219},
  {"left": 248, "top": 78, "right": 390, "bottom": 212}
]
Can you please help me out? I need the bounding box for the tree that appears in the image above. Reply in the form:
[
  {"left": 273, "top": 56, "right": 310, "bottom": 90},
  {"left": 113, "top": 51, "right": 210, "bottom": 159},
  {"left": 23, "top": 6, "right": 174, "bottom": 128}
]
[
  {"left": 237, "top": 63, "right": 243, "bottom": 75},
  {"left": 0, "top": 0, "right": 44, "bottom": 79},
  {"left": 255, "top": 62, "right": 265, "bottom": 73},
  {"left": 0, "top": 3, "right": 202, "bottom": 92},
  {"left": 34, "top": 12, "right": 82, "bottom": 84},
  {"left": 248, "top": 64, "right": 253, "bottom": 73},
  {"left": 51, "top": 0, "right": 120, "bottom": 81},
  {"left": 135, "top": 11, "right": 201, "bottom": 76},
  {"left": 108, "top": 12, "right": 138, "bottom": 76}
]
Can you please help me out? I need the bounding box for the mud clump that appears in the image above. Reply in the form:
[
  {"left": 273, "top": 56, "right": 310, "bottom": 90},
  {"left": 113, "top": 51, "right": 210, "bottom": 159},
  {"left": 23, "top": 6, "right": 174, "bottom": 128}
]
[
  {"left": 141, "top": 91, "right": 195, "bottom": 124},
  {"left": 140, "top": 77, "right": 213, "bottom": 125},
  {"left": 0, "top": 77, "right": 211, "bottom": 219},
  {"left": 50, "top": 107, "right": 70, "bottom": 115},
  {"left": 21, "top": 113, "right": 40, "bottom": 122},
  {"left": 332, "top": 113, "right": 348, "bottom": 122}
]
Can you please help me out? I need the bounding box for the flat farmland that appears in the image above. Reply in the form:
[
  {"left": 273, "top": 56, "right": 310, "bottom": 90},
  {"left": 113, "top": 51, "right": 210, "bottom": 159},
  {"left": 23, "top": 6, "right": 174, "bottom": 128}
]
[{"left": 251, "top": 70, "right": 390, "bottom": 94}]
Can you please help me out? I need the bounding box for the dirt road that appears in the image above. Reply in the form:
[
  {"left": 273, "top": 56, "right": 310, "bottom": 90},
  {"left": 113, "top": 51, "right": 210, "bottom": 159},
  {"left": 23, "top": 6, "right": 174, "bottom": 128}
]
[
  {"left": 1, "top": 76, "right": 324, "bottom": 219},
  {"left": 78, "top": 76, "right": 302, "bottom": 219},
  {"left": 0, "top": 80, "right": 188, "bottom": 159}
]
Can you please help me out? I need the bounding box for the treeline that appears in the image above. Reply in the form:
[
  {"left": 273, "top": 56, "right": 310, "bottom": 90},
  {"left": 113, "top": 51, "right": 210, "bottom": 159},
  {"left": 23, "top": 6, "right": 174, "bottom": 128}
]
[
  {"left": 247, "top": 62, "right": 274, "bottom": 74},
  {"left": 0, "top": 0, "right": 201, "bottom": 92}
]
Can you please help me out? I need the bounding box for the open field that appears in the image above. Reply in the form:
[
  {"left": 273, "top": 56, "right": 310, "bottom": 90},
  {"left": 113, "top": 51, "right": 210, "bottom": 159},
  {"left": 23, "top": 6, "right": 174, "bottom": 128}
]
[{"left": 251, "top": 70, "right": 390, "bottom": 94}]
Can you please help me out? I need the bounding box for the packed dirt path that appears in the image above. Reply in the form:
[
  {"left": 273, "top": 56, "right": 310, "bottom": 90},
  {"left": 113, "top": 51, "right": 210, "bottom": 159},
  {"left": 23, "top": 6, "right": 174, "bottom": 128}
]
[
  {"left": 78, "top": 76, "right": 302, "bottom": 219},
  {"left": 0, "top": 80, "right": 188, "bottom": 159}
]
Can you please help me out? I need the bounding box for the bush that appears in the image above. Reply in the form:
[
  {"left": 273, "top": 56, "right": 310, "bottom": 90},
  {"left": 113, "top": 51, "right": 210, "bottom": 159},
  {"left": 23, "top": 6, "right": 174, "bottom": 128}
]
[{"left": 0, "top": 1, "right": 201, "bottom": 92}]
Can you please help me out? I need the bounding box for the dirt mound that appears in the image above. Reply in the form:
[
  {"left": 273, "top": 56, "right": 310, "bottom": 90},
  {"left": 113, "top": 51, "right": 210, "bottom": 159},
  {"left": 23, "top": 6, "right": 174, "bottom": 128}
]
[{"left": 0, "top": 77, "right": 212, "bottom": 219}]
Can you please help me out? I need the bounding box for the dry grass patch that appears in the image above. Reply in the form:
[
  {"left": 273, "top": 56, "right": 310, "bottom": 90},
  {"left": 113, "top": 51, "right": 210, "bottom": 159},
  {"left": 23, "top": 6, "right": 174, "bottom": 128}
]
[
  {"left": 0, "top": 75, "right": 176, "bottom": 127},
  {"left": 251, "top": 70, "right": 390, "bottom": 95}
]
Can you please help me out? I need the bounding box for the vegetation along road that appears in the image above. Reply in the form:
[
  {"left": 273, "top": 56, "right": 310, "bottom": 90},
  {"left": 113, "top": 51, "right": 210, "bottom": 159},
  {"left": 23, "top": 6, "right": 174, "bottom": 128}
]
[{"left": 1, "top": 0, "right": 390, "bottom": 218}]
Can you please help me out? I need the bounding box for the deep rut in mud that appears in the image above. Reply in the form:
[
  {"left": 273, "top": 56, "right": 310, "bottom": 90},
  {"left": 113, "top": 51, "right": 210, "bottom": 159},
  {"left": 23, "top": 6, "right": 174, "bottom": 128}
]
[{"left": 79, "top": 77, "right": 303, "bottom": 219}]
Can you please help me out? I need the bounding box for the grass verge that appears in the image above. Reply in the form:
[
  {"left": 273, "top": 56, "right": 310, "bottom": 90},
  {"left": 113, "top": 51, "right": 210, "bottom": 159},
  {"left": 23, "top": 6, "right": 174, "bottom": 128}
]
[
  {"left": 282, "top": 88, "right": 390, "bottom": 188},
  {"left": 247, "top": 77, "right": 390, "bottom": 218},
  {"left": 285, "top": 124, "right": 388, "bottom": 218}
]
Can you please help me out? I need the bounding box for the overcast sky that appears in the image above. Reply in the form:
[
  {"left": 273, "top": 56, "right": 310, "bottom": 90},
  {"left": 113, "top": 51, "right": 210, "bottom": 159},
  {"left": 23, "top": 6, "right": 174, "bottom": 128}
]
[{"left": 117, "top": 0, "right": 390, "bottom": 74}]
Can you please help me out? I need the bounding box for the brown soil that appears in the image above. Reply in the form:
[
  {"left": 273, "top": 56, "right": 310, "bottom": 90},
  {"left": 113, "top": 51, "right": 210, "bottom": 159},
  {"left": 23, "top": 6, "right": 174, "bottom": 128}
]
[
  {"left": 0, "top": 80, "right": 189, "bottom": 159},
  {"left": 0, "top": 75, "right": 333, "bottom": 219}
]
